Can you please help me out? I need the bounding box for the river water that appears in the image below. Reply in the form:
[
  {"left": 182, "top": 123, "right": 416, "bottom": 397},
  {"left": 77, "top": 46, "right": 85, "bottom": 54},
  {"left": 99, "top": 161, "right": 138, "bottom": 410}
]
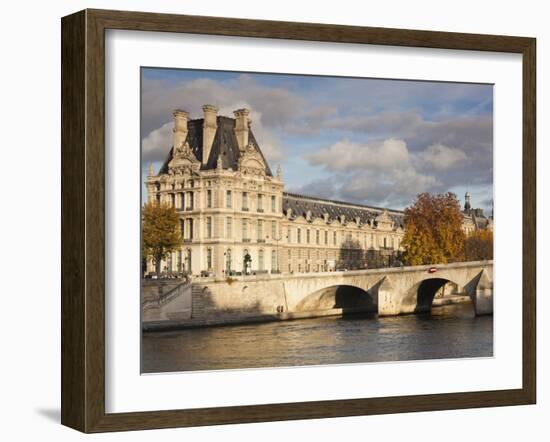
[{"left": 141, "top": 303, "right": 493, "bottom": 373}]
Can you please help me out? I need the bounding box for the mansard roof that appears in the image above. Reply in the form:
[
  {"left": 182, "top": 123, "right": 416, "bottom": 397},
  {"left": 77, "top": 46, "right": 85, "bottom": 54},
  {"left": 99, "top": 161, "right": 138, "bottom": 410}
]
[
  {"left": 462, "top": 207, "right": 492, "bottom": 230},
  {"left": 282, "top": 192, "right": 404, "bottom": 228},
  {"left": 158, "top": 116, "right": 273, "bottom": 176}
]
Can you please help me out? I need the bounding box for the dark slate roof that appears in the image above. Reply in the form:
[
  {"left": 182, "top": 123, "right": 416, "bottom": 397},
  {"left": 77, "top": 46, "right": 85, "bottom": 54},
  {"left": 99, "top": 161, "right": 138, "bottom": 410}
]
[
  {"left": 473, "top": 215, "right": 491, "bottom": 229},
  {"left": 282, "top": 192, "right": 404, "bottom": 228},
  {"left": 462, "top": 208, "right": 492, "bottom": 230},
  {"left": 158, "top": 116, "right": 272, "bottom": 176}
]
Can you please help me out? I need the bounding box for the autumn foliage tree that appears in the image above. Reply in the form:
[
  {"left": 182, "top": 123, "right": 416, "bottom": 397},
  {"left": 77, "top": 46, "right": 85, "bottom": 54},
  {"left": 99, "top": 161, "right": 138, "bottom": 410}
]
[
  {"left": 142, "top": 201, "right": 182, "bottom": 276},
  {"left": 464, "top": 229, "right": 493, "bottom": 261},
  {"left": 401, "top": 192, "right": 465, "bottom": 265}
]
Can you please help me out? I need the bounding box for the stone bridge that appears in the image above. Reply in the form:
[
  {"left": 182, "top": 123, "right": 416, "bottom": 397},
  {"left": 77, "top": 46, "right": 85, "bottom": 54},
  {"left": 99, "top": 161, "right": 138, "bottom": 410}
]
[{"left": 143, "top": 261, "right": 492, "bottom": 329}]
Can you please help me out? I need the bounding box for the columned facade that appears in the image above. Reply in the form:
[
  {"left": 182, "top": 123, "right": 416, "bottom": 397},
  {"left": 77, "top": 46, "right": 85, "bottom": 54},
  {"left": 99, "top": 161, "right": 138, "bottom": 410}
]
[{"left": 144, "top": 106, "right": 491, "bottom": 278}]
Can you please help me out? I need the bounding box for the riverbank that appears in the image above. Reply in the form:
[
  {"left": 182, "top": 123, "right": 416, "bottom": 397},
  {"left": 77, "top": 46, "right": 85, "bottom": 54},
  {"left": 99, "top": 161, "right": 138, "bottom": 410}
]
[{"left": 142, "top": 295, "right": 473, "bottom": 332}]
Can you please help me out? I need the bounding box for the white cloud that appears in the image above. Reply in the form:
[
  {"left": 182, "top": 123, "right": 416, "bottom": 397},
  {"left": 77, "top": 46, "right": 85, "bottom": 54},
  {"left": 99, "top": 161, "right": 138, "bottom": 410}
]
[
  {"left": 416, "top": 143, "right": 468, "bottom": 170},
  {"left": 301, "top": 138, "right": 444, "bottom": 208},
  {"left": 140, "top": 71, "right": 492, "bottom": 209},
  {"left": 141, "top": 121, "right": 173, "bottom": 163},
  {"left": 306, "top": 138, "right": 411, "bottom": 172}
]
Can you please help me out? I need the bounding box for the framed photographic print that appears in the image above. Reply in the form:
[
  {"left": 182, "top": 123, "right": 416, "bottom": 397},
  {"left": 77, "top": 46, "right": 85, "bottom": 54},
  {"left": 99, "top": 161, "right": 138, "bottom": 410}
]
[{"left": 61, "top": 9, "right": 536, "bottom": 433}]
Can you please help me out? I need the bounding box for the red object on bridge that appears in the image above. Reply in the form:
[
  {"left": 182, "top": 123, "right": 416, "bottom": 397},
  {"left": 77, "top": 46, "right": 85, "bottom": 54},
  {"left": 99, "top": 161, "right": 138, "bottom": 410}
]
[{"left": 428, "top": 266, "right": 437, "bottom": 273}]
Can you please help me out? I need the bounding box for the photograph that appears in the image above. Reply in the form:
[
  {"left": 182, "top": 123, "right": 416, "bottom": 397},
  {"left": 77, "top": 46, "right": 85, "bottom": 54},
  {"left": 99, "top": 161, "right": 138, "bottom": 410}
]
[{"left": 140, "top": 68, "right": 494, "bottom": 373}]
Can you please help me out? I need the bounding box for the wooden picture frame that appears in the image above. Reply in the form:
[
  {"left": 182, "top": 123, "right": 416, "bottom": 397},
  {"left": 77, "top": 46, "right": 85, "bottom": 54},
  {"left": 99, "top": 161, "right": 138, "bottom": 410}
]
[{"left": 61, "top": 8, "right": 536, "bottom": 433}]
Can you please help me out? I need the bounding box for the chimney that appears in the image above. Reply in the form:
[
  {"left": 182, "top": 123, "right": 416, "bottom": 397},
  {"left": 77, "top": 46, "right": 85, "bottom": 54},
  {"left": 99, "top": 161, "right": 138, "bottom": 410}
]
[
  {"left": 234, "top": 108, "right": 250, "bottom": 150},
  {"left": 173, "top": 109, "right": 189, "bottom": 150},
  {"left": 202, "top": 104, "right": 218, "bottom": 165}
]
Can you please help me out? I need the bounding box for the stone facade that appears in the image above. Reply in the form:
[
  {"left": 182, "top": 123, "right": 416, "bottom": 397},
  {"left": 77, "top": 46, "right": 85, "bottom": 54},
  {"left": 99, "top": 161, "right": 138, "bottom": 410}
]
[
  {"left": 142, "top": 261, "right": 493, "bottom": 329},
  {"left": 145, "top": 106, "right": 492, "bottom": 277},
  {"left": 461, "top": 191, "right": 493, "bottom": 235}
]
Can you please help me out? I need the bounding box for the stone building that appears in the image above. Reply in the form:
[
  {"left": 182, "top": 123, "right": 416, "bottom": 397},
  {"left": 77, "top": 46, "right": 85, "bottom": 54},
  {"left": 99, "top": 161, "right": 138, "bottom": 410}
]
[
  {"left": 144, "top": 105, "right": 490, "bottom": 277},
  {"left": 461, "top": 191, "right": 493, "bottom": 235}
]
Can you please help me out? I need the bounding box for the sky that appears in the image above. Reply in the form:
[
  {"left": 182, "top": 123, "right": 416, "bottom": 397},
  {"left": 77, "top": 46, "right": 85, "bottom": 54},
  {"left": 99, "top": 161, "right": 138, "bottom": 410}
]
[{"left": 141, "top": 67, "right": 493, "bottom": 212}]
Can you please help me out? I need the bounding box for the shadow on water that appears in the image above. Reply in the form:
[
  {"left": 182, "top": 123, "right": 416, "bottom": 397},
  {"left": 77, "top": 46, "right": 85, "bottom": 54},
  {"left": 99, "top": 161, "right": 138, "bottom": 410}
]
[
  {"left": 337, "top": 311, "right": 378, "bottom": 320},
  {"left": 142, "top": 289, "right": 490, "bottom": 373}
]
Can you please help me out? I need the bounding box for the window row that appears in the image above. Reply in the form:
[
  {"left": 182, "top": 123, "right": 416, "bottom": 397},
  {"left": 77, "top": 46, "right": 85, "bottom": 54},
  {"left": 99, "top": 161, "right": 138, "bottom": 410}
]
[
  {"left": 160, "top": 190, "right": 278, "bottom": 213},
  {"left": 179, "top": 217, "right": 279, "bottom": 241},
  {"left": 287, "top": 226, "right": 401, "bottom": 249}
]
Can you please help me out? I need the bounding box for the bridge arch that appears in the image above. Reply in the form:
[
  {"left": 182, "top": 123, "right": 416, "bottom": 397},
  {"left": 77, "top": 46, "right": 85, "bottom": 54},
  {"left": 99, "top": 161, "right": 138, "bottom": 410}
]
[
  {"left": 403, "top": 276, "right": 473, "bottom": 313},
  {"left": 295, "top": 284, "right": 376, "bottom": 315}
]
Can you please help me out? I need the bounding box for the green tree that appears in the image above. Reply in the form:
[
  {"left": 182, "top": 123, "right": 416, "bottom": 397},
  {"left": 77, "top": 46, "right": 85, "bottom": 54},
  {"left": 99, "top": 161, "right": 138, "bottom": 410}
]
[
  {"left": 142, "top": 201, "right": 182, "bottom": 276},
  {"left": 401, "top": 192, "right": 465, "bottom": 265}
]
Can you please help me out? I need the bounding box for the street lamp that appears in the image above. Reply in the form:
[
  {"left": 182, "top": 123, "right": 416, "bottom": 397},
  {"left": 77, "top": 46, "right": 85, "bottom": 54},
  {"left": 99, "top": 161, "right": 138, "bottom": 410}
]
[
  {"left": 267, "top": 232, "right": 286, "bottom": 274},
  {"left": 224, "top": 251, "right": 232, "bottom": 275},
  {"left": 243, "top": 253, "right": 252, "bottom": 275}
]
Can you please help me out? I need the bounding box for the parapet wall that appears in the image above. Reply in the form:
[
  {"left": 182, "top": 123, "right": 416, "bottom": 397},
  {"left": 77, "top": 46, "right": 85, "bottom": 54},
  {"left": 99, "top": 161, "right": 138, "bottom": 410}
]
[{"left": 143, "top": 261, "right": 493, "bottom": 330}]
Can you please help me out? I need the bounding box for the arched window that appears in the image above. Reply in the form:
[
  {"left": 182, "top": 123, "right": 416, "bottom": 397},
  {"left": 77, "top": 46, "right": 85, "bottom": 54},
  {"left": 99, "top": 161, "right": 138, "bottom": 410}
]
[
  {"left": 225, "top": 249, "right": 232, "bottom": 273},
  {"left": 167, "top": 253, "right": 172, "bottom": 272},
  {"left": 185, "top": 249, "right": 192, "bottom": 273},
  {"left": 179, "top": 220, "right": 184, "bottom": 236},
  {"left": 271, "top": 250, "right": 277, "bottom": 272},
  {"left": 226, "top": 217, "right": 232, "bottom": 238},
  {"left": 206, "top": 248, "right": 213, "bottom": 270},
  {"left": 226, "top": 190, "right": 232, "bottom": 208},
  {"left": 177, "top": 250, "right": 182, "bottom": 272},
  {"left": 206, "top": 217, "right": 212, "bottom": 238},
  {"left": 258, "top": 249, "right": 264, "bottom": 271}
]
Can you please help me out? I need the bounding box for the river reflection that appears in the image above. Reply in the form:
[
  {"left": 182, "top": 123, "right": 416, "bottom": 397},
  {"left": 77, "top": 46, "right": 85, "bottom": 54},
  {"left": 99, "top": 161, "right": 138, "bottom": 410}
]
[{"left": 141, "top": 303, "right": 493, "bottom": 373}]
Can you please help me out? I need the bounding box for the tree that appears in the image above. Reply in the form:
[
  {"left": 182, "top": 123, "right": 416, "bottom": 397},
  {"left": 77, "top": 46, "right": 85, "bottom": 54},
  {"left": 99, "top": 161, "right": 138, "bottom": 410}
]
[
  {"left": 337, "top": 237, "right": 368, "bottom": 270},
  {"left": 401, "top": 192, "right": 465, "bottom": 265},
  {"left": 243, "top": 253, "right": 252, "bottom": 274},
  {"left": 464, "top": 229, "right": 493, "bottom": 261},
  {"left": 142, "top": 201, "right": 182, "bottom": 276}
]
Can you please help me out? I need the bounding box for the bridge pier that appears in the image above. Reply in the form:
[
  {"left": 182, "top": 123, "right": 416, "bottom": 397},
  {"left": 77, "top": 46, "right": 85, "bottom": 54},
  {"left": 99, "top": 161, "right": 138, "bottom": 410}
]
[
  {"left": 375, "top": 277, "right": 401, "bottom": 316},
  {"left": 473, "top": 269, "right": 493, "bottom": 315},
  {"left": 142, "top": 261, "right": 493, "bottom": 329}
]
